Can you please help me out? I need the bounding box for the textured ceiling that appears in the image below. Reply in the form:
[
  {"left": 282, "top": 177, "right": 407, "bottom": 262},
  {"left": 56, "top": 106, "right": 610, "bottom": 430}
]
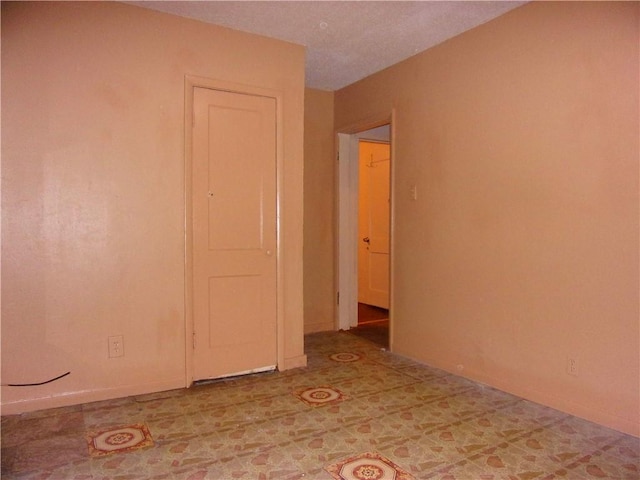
[{"left": 130, "top": 1, "right": 525, "bottom": 91}]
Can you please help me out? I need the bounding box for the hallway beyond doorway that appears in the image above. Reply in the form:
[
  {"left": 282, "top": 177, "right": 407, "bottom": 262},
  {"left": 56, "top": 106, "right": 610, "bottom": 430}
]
[
  {"left": 349, "top": 303, "right": 389, "bottom": 348},
  {"left": 357, "top": 302, "right": 388, "bottom": 325}
]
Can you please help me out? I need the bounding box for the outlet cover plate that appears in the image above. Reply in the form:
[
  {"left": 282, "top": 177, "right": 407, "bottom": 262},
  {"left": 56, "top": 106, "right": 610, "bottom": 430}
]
[{"left": 108, "top": 335, "right": 124, "bottom": 358}]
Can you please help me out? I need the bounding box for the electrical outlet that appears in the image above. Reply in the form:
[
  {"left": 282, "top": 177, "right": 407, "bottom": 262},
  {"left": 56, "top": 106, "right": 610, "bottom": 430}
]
[
  {"left": 567, "top": 357, "right": 578, "bottom": 376},
  {"left": 108, "top": 335, "right": 124, "bottom": 358}
]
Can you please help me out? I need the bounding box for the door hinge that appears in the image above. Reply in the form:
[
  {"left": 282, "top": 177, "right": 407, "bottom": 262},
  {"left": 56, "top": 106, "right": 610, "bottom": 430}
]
[
  {"left": 337, "top": 152, "right": 340, "bottom": 162},
  {"left": 192, "top": 332, "right": 196, "bottom": 349},
  {"left": 337, "top": 291, "right": 340, "bottom": 305}
]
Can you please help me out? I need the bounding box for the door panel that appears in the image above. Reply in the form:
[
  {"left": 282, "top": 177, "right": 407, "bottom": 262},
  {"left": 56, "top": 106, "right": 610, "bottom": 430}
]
[
  {"left": 206, "top": 106, "right": 264, "bottom": 251},
  {"left": 358, "top": 140, "right": 390, "bottom": 309},
  {"left": 208, "top": 275, "right": 263, "bottom": 346},
  {"left": 192, "top": 87, "right": 277, "bottom": 381},
  {"left": 369, "top": 254, "right": 389, "bottom": 295}
]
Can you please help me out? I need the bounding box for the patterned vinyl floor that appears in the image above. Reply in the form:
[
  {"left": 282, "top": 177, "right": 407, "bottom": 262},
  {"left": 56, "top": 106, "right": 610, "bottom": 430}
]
[{"left": 1, "top": 331, "right": 638, "bottom": 479}]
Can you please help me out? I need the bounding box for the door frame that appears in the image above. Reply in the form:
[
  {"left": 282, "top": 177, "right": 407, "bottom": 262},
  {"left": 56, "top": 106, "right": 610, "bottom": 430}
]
[
  {"left": 184, "top": 75, "right": 285, "bottom": 385},
  {"left": 335, "top": 111, "right": 396, "bottom": 348}
]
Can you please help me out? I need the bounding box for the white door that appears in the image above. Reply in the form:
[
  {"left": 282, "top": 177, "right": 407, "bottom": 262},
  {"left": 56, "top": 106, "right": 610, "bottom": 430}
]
[
  {"left": 358, "top": 141, "right": 390, "bottom": 309},
  {"left": 192, "top": 87, "right": 277, "bottom": 380}
]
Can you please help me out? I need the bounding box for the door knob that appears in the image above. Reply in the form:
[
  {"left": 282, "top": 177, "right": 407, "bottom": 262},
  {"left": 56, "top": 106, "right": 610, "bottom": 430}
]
[{"left": 363, "top": 237, "right": 370, "bottom": 244}]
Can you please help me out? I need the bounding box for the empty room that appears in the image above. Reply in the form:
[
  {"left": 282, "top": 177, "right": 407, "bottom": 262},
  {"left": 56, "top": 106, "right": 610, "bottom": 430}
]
[{"left": 2, "top": 1, "right": 638, "bottom": 479}]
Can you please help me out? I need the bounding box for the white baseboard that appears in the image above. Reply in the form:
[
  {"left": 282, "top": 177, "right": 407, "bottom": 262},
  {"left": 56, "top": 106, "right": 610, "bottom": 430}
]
[{"left": 0, "top": 379, "right": 186, "bottom": 416}]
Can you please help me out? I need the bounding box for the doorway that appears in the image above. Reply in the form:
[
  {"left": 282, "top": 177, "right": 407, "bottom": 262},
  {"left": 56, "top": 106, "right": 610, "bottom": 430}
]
[
  {"left": 337, "top": 123, "right": 392, "bottom": 349},
  {"left": 358, "top": 139, "right": 390, "bottom": 309}
]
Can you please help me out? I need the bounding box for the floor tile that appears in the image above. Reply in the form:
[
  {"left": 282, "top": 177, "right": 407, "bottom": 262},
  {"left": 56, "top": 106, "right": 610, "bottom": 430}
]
[
  {"left": 1, "top": 410, "right": 85, "bottom": 448},
  {"left": 1, "top": 331, "right": 637, "bottom": 480},
  {"left": 325, "top": 451, "right": 415, "bottom": 480},
  {"left": 566, "top": 447, "right": 640, "bottom": 479},
  {"left": 466, "top": 440, "right": 553, "bottom": 479},
  {"left": 2, "top": 433, "right": 89, "bottom": 476},
  {"left": 86, "top": 423, "right": 154, "bottom": 457}
]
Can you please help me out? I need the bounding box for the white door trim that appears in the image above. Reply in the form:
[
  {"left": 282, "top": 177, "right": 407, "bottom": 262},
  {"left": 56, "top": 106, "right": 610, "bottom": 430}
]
[
  {"left": 335, "top": 112, "right": 395, "bottom": 348},
  {"left": 184, "top": 75, "right": 285, "bottom": 385},
  {"left": 337, "top": 133, "right": 359, "bottom": 331}
]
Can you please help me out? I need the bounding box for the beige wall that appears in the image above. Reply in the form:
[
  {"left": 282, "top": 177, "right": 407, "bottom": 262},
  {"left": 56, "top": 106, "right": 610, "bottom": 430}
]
[
  {"left": 335, "top": 2, "right": 639, "bottom": 436},
  {"left": 303, "top": 88, "right": 336, "bottom": 334},
  {"left": 1, "top": 2, "right": 305, "bottom": 413}
]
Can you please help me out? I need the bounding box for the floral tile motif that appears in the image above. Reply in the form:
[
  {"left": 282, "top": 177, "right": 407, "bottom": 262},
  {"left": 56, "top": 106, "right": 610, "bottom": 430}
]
[
  {"left": 295, "top": 386, "right": 346, "bottom": 407},
  {"left": 86, "top": 423, "right": 154, "bottom": 457},
  {"left": 2, "top": 331, "right": 639, "bottom": 479},
  {"left": 330, "top": 352, "right": 363, "bottom": 363},
  {"left": 325, "top": 452, "right": 415, "bottom": 480}
]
